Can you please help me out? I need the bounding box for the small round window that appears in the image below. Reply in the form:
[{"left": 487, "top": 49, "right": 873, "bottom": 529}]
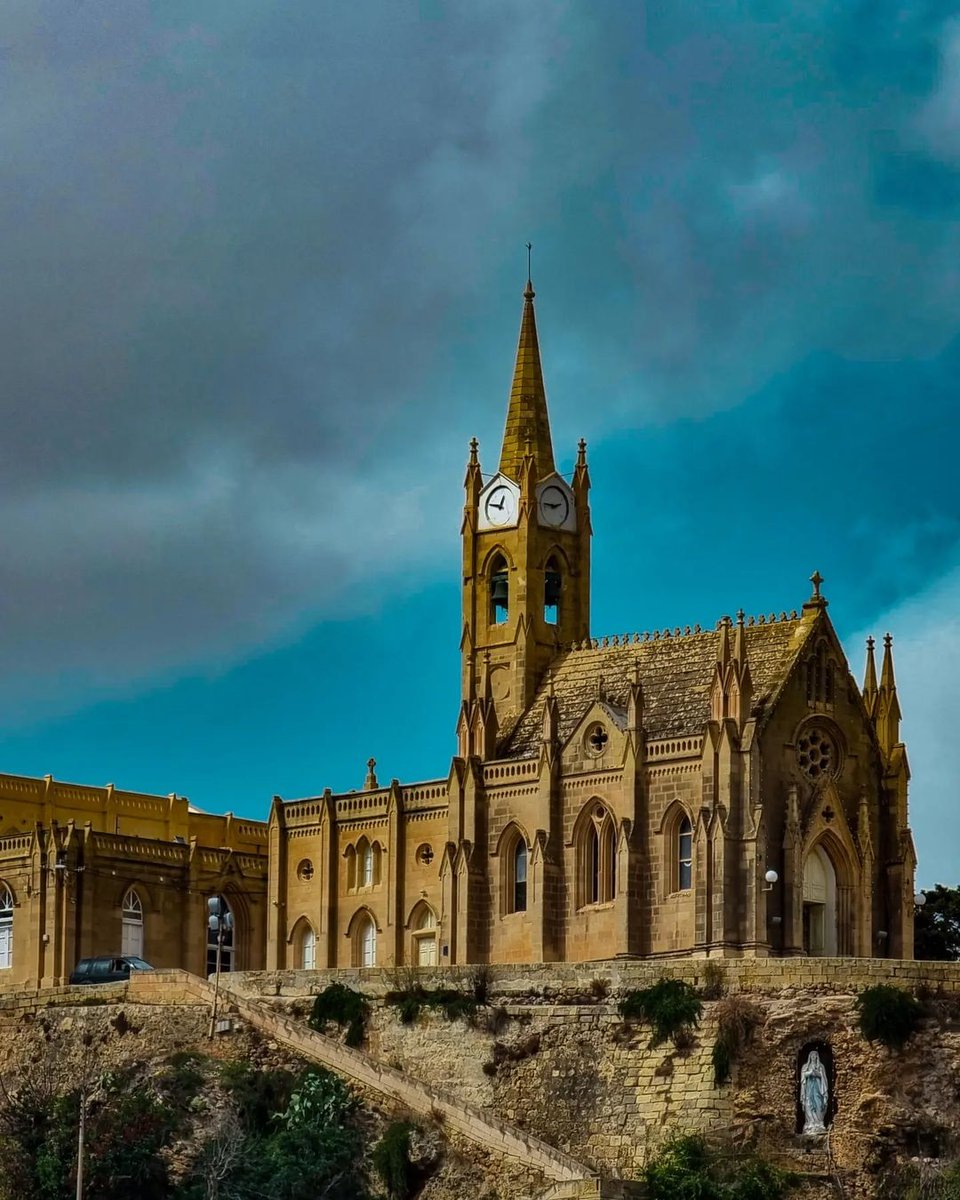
[
  {"left": 796, "top": 726, "right": 838, "bottom": 781},
  {"left": 585, "top": 724, "right": 609, "bottom": 757},
  {"left": 415, "top": 844, "right": 435, "bottom": 867},
  {"left": 296, "top": 859, "right": 315, "bottom": 882}
]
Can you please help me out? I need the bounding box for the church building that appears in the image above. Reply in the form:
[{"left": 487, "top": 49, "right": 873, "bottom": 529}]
[{"left": 265, "top": 277, "right": 918, "bottom": 970}]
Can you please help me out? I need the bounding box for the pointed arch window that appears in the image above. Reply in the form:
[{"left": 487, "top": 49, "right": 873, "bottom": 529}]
[
  {"left": 578, "top": 806, "right": 616, "bottom": 908},
  {"left": 514, "top": 839, "right": 528, "bottom": 913},
  {"left": 360, "top": 841, "right": 374, "bottom": 887},
  {"left": 121, "top": 888, "right": 144, "bottom": 959},
  {"left": 0, "top": 885, "right": 13, "bottom": 970},
  {"left": 490, "top": 554, "right": 509, "bottom": 625},
  {"left": 678, "top": 817, "right": 693, "bottom": 892},
  {"left": 544, "top": 557, "right": 561, "bottom": 625},
  {"left": 206, "top": 894, "right": 234, "bottom": 975},
  {"left": 806, "top": 642, "right": 836, "bottom": 707},
  {"left": 501, "top": 827, "right": 529, "bottom": 915}
]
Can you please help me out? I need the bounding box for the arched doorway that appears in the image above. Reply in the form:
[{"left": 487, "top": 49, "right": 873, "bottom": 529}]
[
  {"left": 412, "top": 906, "right": 438, "bottom": 967},
  {"left": 121, "top": 888, "right": 144, "bottom": 959},
  {"left": 0, "top": 885, "right": 12, "bottom": 970},
  {"left": 803, "top": 846, "right": 838, "bottom": 956}
]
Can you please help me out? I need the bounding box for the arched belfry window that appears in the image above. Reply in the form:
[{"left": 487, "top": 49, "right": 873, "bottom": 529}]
[
  {"left": 490, "top": 555, "right": 509, "bottom": 625},
  {"left": 121, "top": 888, "right": 144, "bottom": 959},
  {"left": 0, "top": 885, "right": 13, "bottom": 970},
  {"left": 544, "top": 557, "right": 561, "bottom": 625}
]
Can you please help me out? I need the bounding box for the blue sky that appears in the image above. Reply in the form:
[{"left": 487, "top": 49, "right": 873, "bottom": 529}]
[{"left": 1, "top": 2, "right": 958, "bottom": 886}]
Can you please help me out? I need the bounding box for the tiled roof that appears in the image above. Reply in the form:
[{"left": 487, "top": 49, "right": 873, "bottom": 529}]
[{"left": 501, "top": 616, "right": 815, "bottom": 758}]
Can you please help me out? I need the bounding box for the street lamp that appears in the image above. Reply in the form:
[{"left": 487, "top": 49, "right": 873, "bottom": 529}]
[
  {"left": 207, "top": 896, "right": 234, "bottom": 1039},
  {"left": 914, "top": 892, "right": 928, "bottom": 908}
]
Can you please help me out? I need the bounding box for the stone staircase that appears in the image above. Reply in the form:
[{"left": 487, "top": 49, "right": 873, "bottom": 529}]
[{"left": 127, "top": 970, "right": 604, "bottom": 1199}]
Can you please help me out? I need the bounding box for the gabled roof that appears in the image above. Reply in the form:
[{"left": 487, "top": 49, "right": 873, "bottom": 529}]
[{"left": 501, "top": 616, "right": 815, "bottom": 758}]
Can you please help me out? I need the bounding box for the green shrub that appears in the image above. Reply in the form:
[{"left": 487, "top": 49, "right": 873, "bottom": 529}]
[
  {"left": 700, "top": 960, "right": 726, "bottom": 1000},
  {"left": 642, "top": 1134, "right": 795, "bottom": 1200},
  {"left": 385, "top": 986, "right": 477, "bottom": 1025},
  {"left": 468, "top": 963, "right": 492, "bottom": 1005},
  {"left": 160, "top": 1049, "right": 207, "bottom": 1107},
  {"left": 372, "top": 1121, "right": 415, "bottom": 1200},
  {"left": 882, "top": 1158, "right": 960, "bottom": 1199},
  {"left": 220, "top": 1060, "right": 298, "bottom": 1133},
  {"left": 712, "top": 996, "right": 763, "bottom": 1086},
  {"left": 855, "top": 984, "right": 924, "bottom": 1049},
  {"left": 619, "top": 978, "right": 703, "bottom": 1048},
  {"left": 309, "top": 982, "right": 368, "bottom": 1047}
]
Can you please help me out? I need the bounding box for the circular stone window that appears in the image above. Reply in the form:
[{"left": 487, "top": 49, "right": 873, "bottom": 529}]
[
  {"left": 585, "top": 723, "right": 609, "bottom": 757},
  {"left": 415, "top": 843, "right": 435, "bottom": 867},
  {"left": 296, "top": 859, "right": 315, "bottom": 882},
  {"left": 796, "top": 725, "right": 839, "bottom": 781}
]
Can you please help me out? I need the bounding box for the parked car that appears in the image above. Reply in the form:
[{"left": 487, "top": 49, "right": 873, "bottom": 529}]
[{"left": 69, "top": 955, "right": 154, "bottom": 985}]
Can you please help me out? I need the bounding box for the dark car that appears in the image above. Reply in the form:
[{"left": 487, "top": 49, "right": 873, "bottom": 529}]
[{"left": 69, "top": 955, "right": 154, "bottom": 985}]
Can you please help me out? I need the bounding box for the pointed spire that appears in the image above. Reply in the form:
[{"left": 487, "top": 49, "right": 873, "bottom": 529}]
[
  {"left": 880, "top": 632, "right": 896, "bottom": 690},
  {"left": 876, "top": 633, "right": 902, "bottom": 755},
  {"left": 862, "top": 636, "right": 878, "bottom": 714},
  {"left": 499, "top": 274, "right": 555, "bottom": 481}
]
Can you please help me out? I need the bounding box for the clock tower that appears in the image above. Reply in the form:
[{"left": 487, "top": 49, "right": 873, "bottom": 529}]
[{"left": 458, "top": 275, "right": 591, "bottom": 757}]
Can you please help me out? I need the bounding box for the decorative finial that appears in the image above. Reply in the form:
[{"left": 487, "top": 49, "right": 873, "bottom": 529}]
[
  {"left": 884, "top": 632, "right": 893, "bottom": 649},
  {"left": 736, "top": 609, "right": 745, "bottom": 626},
  {"left": 469, "top": 436, "right": 479, "bottom": 465},
  {"left": 577, "top": 437, "right": 587, "bottom": 465},
  {"left": 867, "top": 635, "right": 875, "bottom": 651},
  {"left": 364, "top": 758, "right": 378, "bottom": 790},
  {"left": 524, "top": 242, "right": 534, "bottom": 300},
  {"left": 810, "top": 570, "right": 823, "bottom": 600}
]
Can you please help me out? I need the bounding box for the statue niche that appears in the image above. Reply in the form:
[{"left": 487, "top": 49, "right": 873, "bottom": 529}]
[{"left": 797, "top": 1041, "right": 834, "bottom": 1136}]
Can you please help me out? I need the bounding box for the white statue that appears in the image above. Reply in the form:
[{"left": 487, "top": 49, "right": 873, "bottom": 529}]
[{"left": 800, "top": 1049, "right": 829, "bottom": 1135}]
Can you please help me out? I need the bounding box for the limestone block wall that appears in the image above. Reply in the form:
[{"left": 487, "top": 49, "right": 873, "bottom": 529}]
[{"left": 230, "top": 957, "right": 960, "bottom": 1198}]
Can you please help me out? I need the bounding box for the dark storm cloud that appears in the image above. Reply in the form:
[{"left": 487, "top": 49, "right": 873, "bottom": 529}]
[{"left": 2, "top": 1, "right": 959, "bottom": 715}]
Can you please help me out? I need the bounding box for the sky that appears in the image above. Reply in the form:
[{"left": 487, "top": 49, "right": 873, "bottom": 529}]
[{"left": 1, "top": 1, "right": 958, "bottom": 886}]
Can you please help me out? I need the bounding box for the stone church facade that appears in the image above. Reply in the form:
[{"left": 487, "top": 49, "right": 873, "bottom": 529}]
[
  {"left": 0, "top": 278, "right": 917, "bottom": 985},
  {"left": 264, "top": 278, "right": 917, "bottom": 971}
]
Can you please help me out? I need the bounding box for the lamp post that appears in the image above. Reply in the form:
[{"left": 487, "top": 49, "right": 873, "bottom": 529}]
[{"left": 207, "top": 896, "right": 234, "bottom": 1039}]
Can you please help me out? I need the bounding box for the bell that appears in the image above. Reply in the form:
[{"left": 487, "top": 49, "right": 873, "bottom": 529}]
[
  {"left": 490, "top": 574, "right": 509, "bottom": 604},
  {"left": 544, "top": 571, "right": 561, "bottom": 608}
]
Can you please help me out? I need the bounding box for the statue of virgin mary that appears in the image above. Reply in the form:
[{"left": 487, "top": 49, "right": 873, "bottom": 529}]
[{"left": 800, "top": 1049, "right": 829, "bottom": 1135}]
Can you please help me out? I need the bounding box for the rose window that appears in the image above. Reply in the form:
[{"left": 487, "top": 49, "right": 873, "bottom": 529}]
[
  {"left": 586, "top": 724, "right": 609, "bottom": 756},
  {"left": 797, "top": 726, "right": 837, "bottom": 780}
]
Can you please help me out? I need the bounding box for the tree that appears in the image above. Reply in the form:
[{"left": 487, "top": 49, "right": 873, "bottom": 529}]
[{"left": 914, "top": 885, "right": 960, "bottom": 961}]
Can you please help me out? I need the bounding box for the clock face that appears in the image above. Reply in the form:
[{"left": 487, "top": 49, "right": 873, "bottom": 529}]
[
  {"left": 483, "top": 484, "right": 517, "bottom": 527},
  {"left": 538, "top": 484, "right": 571, "bottom": 527}
]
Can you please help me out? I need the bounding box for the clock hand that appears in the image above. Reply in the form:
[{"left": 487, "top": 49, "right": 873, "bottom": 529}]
[
  {"left": 544, "top": 501, "right": 562, "bottom": 510},
  {"left": 490, "top": 497, "right": 505, "bottom": 510}
]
